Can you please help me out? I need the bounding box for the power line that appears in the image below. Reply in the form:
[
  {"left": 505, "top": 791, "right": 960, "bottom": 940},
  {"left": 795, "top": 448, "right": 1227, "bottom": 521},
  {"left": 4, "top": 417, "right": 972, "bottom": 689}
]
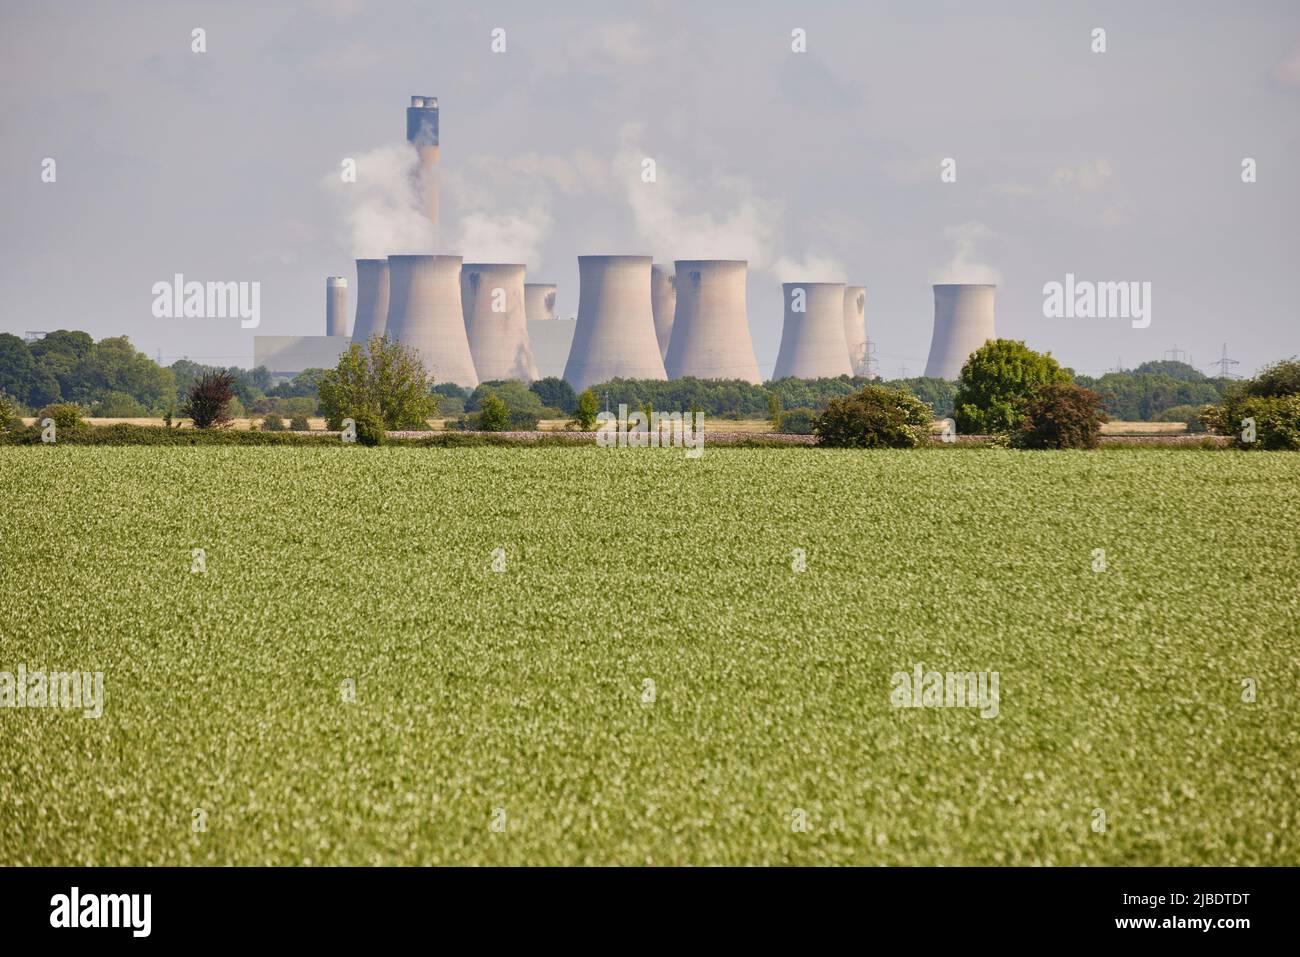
[{"left": 1208, "top": 343, "right": 1240, "bottom": 379}]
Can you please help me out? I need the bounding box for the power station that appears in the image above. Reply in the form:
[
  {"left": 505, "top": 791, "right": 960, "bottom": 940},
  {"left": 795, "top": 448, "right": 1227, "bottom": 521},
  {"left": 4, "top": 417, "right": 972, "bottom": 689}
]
[
  {"left": 924, "top": 284, "right": 997, "bottom": 380},
  {"left": 563, "top": 255, "right": 667, "bottom": 393},
  {"left": 651, "top": 263, "right": 676, "bottom": 362},
  {"left": 350, "top": 259, "right": 390, "bottom": 344},
  {"left": 663, "top": 260, "right": 761, "bottom": 383},
  {"left": 461, "top": 263, "right": 537, "bottom": 383},
  {"left": 385, "top": 254, "right": 479, "bottom": 388},
  {"left": 772, "top": 283, "right": 854, "bottom": 380},
  {"left": 258, "top": 96, "right": 1008, "bottom": 391},
  {"left": 843, "top": 285, "right": 867, "bottom": 377}
]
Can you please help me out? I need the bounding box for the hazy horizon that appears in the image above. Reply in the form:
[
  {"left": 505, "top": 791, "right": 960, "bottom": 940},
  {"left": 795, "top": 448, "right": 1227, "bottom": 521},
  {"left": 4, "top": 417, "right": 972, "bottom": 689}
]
[{"left": 2, "top": 0, "right": 1297, "bottom": 378}]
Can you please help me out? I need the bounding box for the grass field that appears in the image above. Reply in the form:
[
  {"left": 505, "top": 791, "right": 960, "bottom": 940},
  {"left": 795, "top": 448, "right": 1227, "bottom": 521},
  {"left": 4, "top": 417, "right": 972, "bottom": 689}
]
[{"left": 0, "top": 447, "right": 1296, "bottom": 865}]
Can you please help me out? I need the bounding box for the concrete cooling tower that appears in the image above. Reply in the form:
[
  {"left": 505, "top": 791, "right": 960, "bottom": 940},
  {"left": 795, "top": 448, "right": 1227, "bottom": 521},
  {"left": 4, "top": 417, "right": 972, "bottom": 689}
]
[
  {"left": 843, "top": 285, "right": 868, "bottom": 376},
  {"left": 651, "top": 263, "right": 676, "bottom": 361},
  {"left": 326, "top": 277, "right": 349, "bottom": 337},
  {"left": 663, "top": 260, "right": 761, "bottom": 383},
  {"left": 524, "top": 283, "right": 558, "bottom": 322},
  {"left": 562, "top": 255, "right": 667, "bottom": 393},
  {"left": 406, "top": 95, "right": 439, "bottom": 228},
  {"left": 461, "top": 263, "right": 537, "bottom": 382},
  {"left": 385, "top": 255, "right": 478, "bottom": 388},
  {"left": 772, "top": 283, "right": 854, "bottom": 380},
  {"left": 924, "top": 284, "right": 997, "bottom": 380},
  {"left": 350, "top": 259, "right": 390, "bottom": 345}
]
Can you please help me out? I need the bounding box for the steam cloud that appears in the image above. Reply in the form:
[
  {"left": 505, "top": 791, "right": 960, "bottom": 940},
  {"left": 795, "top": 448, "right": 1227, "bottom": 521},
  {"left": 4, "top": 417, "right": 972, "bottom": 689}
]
[{"left": 931, "top": 222, "right": 1002, "bottom": 285}]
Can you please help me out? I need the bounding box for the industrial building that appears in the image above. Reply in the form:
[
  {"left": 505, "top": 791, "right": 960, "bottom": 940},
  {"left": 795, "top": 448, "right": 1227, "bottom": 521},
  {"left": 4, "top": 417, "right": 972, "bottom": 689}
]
[
  {"left": 651, "top": 264, "right": 676, "bottom": 361},
  {"left": 663, "top": 260, "right": 761, "bottom": 383},
  {"left": 524, "top": 283, "right": 576, "bottom": 381},
  {"left": 386, "top": 254, "right": 478, "bottom": 388},
  {"left": 772, "top": 283, "right": 854, "bottom": 380},
  {"left": 351, "top": 259, "right": 390, "bottom": 344},
  {"left": 562, "top": 255, "right": 667, "bottom": 393},
  {"left": 461, "top": 263, "right": 537, "bottom": 382},
  {"left": 924, "top": 284, "right": 997, "bottom": 379},
  {"left": 843, "top": 285, "right": 867, "bottom": 377}
]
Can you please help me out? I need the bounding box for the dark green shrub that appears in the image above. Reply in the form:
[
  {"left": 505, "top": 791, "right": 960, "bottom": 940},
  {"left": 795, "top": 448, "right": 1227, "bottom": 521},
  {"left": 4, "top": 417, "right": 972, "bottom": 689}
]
[
  {"left": 289, "top": 414, "right": 310, "bottom": 431},
  {"left": 813, "top": 386, "right": 933, "bottom": 448},
  {"left": 568, "top": 389, "right": 599, "bottom": 430},
  {"left": 0, "top": 393, "right": 19, "bottom": 430},
  {"left": 261, "top": 413, "right": 286, "bottom": 432},
  {"left": 1154, "top": 404, "right": 1208, "bottom": 433},
  {"left": 953, "top": 339, "right": 1071, "bottom": 435},
  {"left": 530, "top": 377, "right": 577, "bottom": 413},
  {"left": 778, "top": 408, "right": 816, "bottom": 434},
  {"left": 1014, "top": 383, "right": 1109, "bottom": 449},
  {"left": 350, "top": 408, "right": 385, "bottom": 447},
  {"left": 478, "top": 394, "right": 510, "bottom": 432},
  {"left": 1205, "top": 395, "right": 1300, "bottom": 450}
]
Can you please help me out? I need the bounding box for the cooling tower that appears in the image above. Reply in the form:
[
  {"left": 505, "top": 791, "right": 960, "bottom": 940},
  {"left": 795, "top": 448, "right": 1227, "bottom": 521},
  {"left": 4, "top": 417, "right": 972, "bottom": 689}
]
[
  {"left": 525, "top": 283, "right": 558, "bottom": 322},
  {"left": 461, "top": 263, "right": 537, "bottom": 383},
  {"left": 351, "top": 259, "right": 390, "bottom": 345},
  {"left": 772, "top": 283, "right": 854, "bottom": 380},
  {"left": 326, "top": 277, "right": 349, "bottom": 337},
  {"left": 406, "top": 95, "right": 439, "bottom": 228},
  {"left": 924, "top": 284, "right": 997, "bottom": 379},
  {"left": 843, "top": 285, "right": 868, "bottom": 376},
  {"left": 562, "top": 255, "right": 667, "bottom": 393},
  {"left": 384, "top": 255, "right": 478, "bottom": 388},
  {"left": 651, "top": 263, "right": 676, "bottom": 361},
  {"left": 663, "top": 260, "right": 761, "bottom": 383}
]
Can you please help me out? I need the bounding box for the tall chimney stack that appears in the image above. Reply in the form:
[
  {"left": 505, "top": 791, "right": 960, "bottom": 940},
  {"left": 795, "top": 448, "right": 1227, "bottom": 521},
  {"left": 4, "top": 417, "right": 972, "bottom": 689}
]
[
  {"left": 772, "top": 283, "right": 853, "bottom": 380},
  {"left": 664, "top": 260, "right": 761, "bottom": 383},
  {"left": 406, "top": 95, "right": 440, "bottom": 231},
  {"left": 351, "top": 259, "right": 390, "bottom": 345},
  {"left": 385, "top": 255, "right": 478, "bottom": 387},
  {"left": 924, "top": 284, "right": 996, "bottom": 379},
  {"left": 562, "top": 255, "right": 667, "bottom": 393},
  {"left": 326, "top": 277, "right": 349, "bottom": 337},
  {"left": 461, "top": 263, "right": 537, "bottom": 383}
]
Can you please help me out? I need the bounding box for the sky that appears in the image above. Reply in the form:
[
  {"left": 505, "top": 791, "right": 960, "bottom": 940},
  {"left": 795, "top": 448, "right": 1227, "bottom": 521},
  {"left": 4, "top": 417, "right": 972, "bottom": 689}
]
[{"left": 1, "top": 0, "right": 1297, "bottom": 378}]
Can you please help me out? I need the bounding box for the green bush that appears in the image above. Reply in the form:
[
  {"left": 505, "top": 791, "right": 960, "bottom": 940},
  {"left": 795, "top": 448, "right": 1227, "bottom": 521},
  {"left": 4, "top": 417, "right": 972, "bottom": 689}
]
[
  {"left": 0, "top": 393, "right": 19, "bottom": 430},
  {"left": 953, "top": 339, "right": 1071, "bottom": 435},
  {"left": 36, "top": 403, "right": 87, "bottom": 430},
  {"left": 813, "top": 386, "right": 933, "bottom": 448},
  {"left": 478, "top": 394, "right": 510, "bottom": 432},
  {"left": 1013, "top": 383, "right": 1109, "bottom": 450},
  {"left": 1205, "top": 395, "right": 1300, "bottom": 450},
  {"left": 1154, "top": 404, "right": 1208, "bottom": 433},
  {"left": 261, "top": 413, "right": 285, "bottom": 432},
  {"left": 568, "top": 389, "right": 599, "bottom": 430},
  {"left": 319, "top": 335, "right": 437, "bottom": 430},
  {"left": 530, "top": 377, "right": 577, "bottom": 414},
  {"left": 289, "top": 414, "right": 310, "bottom": 431},
  {"left": 350, "top": 408, "right": 386, "bottom": 447},
  {"left": 777, "top": 408, "right": 816, "bottom": 434},
  {"left": 91, "top": 391, "right": 148, "bottom": 418}
]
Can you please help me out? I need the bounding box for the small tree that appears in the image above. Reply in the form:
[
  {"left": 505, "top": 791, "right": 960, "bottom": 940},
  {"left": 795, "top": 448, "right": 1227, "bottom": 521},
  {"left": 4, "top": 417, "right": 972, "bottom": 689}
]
[
  {"left": 318, "top": 335, "right": 438, "bottom": 430},
  {"left": 1014, "top": 383, "right": 1109, "bottom": 449},
  {"left": 813, "top": 385, "right": 933, "bottom": 448},
  {"left": 479, "top": 393, "right": 510, "bottom": 431},
  {"left": 569, "top": 389, "right": 599, "bottom": 430},
  {"left": 261, "top": 412, "right": 285, "bottom": 432},
  {"left": 182, "top": 371, "right": 236, "bottom": 429},
  {"left": 289, "top": 414, "right": 310, "bottom": 431},
  {"left": 530, "top": 376, "right": 577, "bottom": 413},
  {"left": 0, "top": 392, "right": 18, "bottom": 430},
  {"left": 767, "top": 392, "right": 783, "bottom": 430},
  {"left": 953, "top": 339, "right": 1071, "bottom": 435}
]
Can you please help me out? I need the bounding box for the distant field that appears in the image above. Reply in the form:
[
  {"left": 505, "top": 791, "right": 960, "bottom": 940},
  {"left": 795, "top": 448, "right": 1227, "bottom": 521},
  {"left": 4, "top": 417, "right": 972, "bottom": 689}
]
[{"left": 1, "top": 447, "right": 1295, "bottom": 865}]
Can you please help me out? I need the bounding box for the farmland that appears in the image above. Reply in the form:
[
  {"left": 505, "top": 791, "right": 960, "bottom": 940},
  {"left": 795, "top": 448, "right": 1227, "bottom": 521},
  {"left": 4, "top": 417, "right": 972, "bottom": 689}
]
[{"left": 0, "top": 447, "right": 1297, "bottom": 865}]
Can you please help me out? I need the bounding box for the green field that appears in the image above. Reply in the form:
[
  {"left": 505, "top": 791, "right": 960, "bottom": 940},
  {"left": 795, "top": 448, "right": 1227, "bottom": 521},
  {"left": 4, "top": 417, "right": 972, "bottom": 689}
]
[{"left": 1, "top": 447, "right": 1296, "bottom": 865}]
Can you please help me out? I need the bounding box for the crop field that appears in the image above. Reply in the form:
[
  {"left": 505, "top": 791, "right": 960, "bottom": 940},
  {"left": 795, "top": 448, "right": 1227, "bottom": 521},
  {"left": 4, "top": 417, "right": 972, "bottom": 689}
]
[{"left": 0, "top": 447, "right": 1296, "bottom": 866}]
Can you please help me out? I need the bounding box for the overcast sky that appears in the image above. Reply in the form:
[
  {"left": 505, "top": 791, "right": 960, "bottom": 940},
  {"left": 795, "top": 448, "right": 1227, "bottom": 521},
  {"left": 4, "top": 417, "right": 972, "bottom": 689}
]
[{"left": 2, "top": 0, "right": 1297, "bottom": 377}]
